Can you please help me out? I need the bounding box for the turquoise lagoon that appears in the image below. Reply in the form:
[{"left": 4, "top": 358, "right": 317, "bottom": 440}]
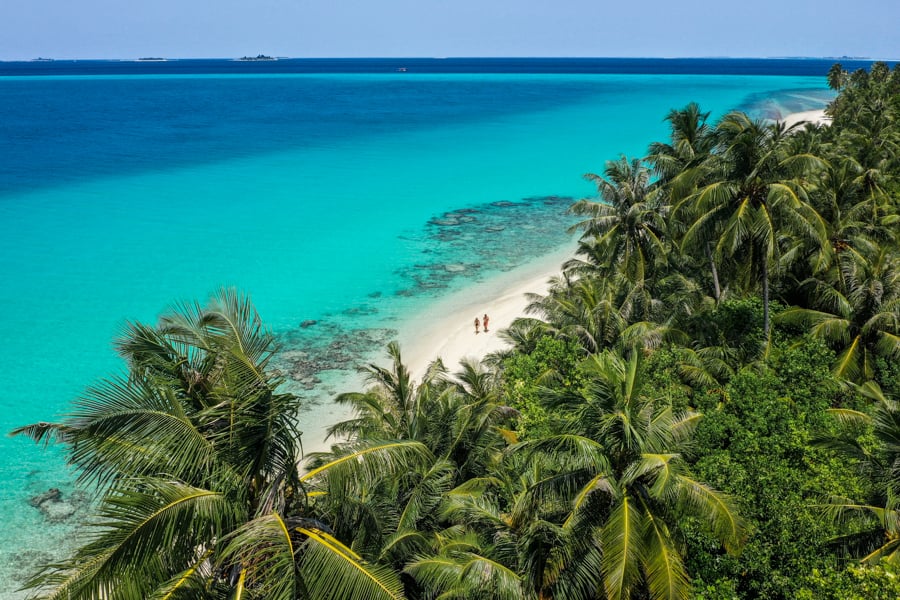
[{"left": 0, "top": 64, "right": 832, "bottom": 595}]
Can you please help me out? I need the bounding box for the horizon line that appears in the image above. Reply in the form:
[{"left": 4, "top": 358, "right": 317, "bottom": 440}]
[{"left": 1, "top": 55, "right": 892, "bottom": 62}]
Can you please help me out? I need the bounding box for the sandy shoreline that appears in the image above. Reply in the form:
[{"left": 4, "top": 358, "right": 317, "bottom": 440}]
[
  {"left": 396, "top": 107, "right": 833, "bottom": 383},
  {"left": 303, "top": 106, "right": 832, "bottom": 453},
  {"left": 780, "top": 108, "right": 830, "bottom": 128},
  {"left": 398, "top": 242, "right": 575, "bottom": 380},
  {"left": 298, "top": 243, "right": 574, "bottom": 455}
]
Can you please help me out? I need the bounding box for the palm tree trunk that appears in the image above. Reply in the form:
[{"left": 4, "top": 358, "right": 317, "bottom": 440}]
[
  {"left": 705, "top": 242, "right": 721, "bottom": 302},
  {"left": 761, "top": 254, "right": 770, "bottom": 337}
]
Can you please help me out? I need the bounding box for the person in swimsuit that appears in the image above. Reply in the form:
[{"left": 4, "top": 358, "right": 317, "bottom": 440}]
[
  {"left": 474, "top": 317, "right": 480, "bottom": 334},
  {"left": 483, "top": 313, "right": 489, "bottom": 333}
]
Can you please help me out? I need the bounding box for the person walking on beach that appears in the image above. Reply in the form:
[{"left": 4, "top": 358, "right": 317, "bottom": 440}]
[
  {"left": 483, "top": 313, "right": 490, "bottom": 333},
  {"left": 474, "top": 317, "right": 480, "bottom": 334}
]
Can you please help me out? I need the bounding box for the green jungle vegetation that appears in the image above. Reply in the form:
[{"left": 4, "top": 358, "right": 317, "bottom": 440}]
[{"left": 13, "top": 62, "right": 900, "bottom": 599}]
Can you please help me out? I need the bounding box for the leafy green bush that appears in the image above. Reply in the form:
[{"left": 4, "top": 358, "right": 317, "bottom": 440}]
[
  {"left": 685, "top": 338, "right": 863, "bottom": 598},
  {"left": 499, "top": 335, "right": 584, "bottom": 438},
  {"left": 796, "top": 564, "right": 900, "bottom": 600}
]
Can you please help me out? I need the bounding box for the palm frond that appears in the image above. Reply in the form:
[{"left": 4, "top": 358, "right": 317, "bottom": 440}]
[{"left": 296, "top": 527, "right": 405, "bottom": 600}]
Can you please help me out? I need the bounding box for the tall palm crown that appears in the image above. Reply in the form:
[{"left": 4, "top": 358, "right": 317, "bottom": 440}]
[
  {"left": 677, "top": 112, "right": 827, "bottom": 336},
  {"left": 313, "top": 345, "right": 517, "bottom": 572},
  {"left": 779, "top": 247, "right": 900, "bottom": 383},
  {"left": 805, "top": 156, "right": 896, "bottom": 277},
  {"left": 520, "top": 350, "right": 745, "bottom": 600},
  {"left": 526, "top": 269, "right": 675, "bottom": 356},
  {"left": 14, "top": 290, "right": 411, "bottom": 600},
  {"left": 569, "top": 156, "right": 668, "bottom": 286},
  {"left": 825, "top": 383, "right": 900, "bottom": 565},
  {"left": 647, "top": 103, "right": 724, "bottom": 302},
  {"left": 647, "top": 102, "right": 715, "bottom": 188}
]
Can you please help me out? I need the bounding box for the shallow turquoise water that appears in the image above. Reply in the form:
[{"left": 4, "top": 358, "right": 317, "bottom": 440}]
[{"left": 0, "top": 71, "right": 830, "bottom": 594}]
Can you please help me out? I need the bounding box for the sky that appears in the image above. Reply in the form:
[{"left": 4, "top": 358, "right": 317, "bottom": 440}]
[{"left": 2, "top": 0, "right": 898, "bottom": 60}]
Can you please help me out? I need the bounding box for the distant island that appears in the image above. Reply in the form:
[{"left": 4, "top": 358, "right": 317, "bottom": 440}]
[
  {"left": 137, "top": 57, "right": 167, "bottom": 62},
  {"left": 237, "top": 54, "right": 276, "bottom": 61}
]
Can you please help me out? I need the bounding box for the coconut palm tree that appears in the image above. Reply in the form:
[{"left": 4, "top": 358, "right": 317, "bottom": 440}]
[
  {"left": 326, "top": 343, "right": 513, "bottom": 481},
  {"left": 569, "top": 156, "right": 668, "bottom": 286},
  {"left": 524, "top": 270, "right": 679, "bottom": 357},
  {"left": 778, "top": 247, "right": 900, "bottom": 383},
  {"left": 311, "top": 344, "right": 517, "bottom": 575},
  {"left": 518, "top": 350, "right": 746, "bottom": 600},
  {"left": 405, "top": 461, "right": 595, "bottom": 600},
  {"left": 823, "top": 382, "right": 900, "bottom": 565},
  {"left": 647, "top": 103, "right": 724, "bottom": 302},
  {"left": 827, "top": 63, "right": 848, "bottom": 91},
  {"left": 676, "top": 112, "right": 828, "bottom": 336},
  {"left": 802, "top": 156, "right": 895, "bottom": 277},
  {"left": 13, "top": 289, "right": 422, "bottom": 600},
  {"left": 647, "top": 102, "right": 715, "bottom": 188}
]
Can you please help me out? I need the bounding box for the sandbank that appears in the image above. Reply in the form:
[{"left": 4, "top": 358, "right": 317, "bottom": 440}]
[{"left": 780, "top": 108, "right": 831, "bottom": 128}]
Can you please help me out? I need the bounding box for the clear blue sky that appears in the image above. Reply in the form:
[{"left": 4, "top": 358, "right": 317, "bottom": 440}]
[{"left": 3, "top": 0, "right": 898, "bottom": 60}]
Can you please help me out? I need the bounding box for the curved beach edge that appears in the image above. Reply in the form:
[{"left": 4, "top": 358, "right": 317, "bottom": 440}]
[
  {"left": 398, "top": 241, "right": 576, "bottom": 381},
  {"left": 779, "top": 108, "right": 830, "bottom": 128}
]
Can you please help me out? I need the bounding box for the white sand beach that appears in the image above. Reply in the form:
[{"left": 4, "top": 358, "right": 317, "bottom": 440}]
[
  {"left": 342, "top": 107, "right": 837, "bottom": 389},
  {"left": 399, "top": 242, "right": 574, "bottom": 380},
  {"left": 780, "top": 108, "right": 831, "bottom": 128}
]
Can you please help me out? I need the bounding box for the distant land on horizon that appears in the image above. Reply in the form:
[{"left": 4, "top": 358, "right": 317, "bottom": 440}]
[
  {"left": 1, "top": 56, "right": 893, "bottom": 78},
  {"left": 1, "top": 55, "right": 887, "bottom": 62}
]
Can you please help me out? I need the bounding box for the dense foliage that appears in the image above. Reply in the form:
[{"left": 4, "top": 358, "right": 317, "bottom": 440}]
[{"left": 15, "top": 62, "right": 900, "bottom": 599}]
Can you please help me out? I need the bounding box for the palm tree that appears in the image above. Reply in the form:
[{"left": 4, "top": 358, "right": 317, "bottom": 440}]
[
  {"left": 326, "top": 343, "right": 513, "bottom": 481},
  {"left": 405, "top": 458, "right": 588, "bottom": 600},
  {"left": 569, "top": 155, "right": 668, "bottom": 286},
  {"left": 778, "top": 247, "right": 900, "bottom": 383},
  {"left": 827, "top": 63, "right": 847, "bottom": 91},
  {"left": 823, "top": 382, "right": 900, "bottom": 564},
  {"left": 524, "top": 271, "right": 678, "bottom": 356},
  {"left": 648, "top": 102, "right": 714, "bottom": 186},
  {"left": 518, "top": 350, "right": 746, "bottom": 599},
  {"left": 311, "top": 344, "right": 516, "bottom": 573},
  {"left": 802, "top": 156, "right": 894, "bottom": 277},
  {"left": 676, "top": 112, "right": 828, "bottom": 336},
  {"left": 647, "top": 103, "right": 723, "bottom": 302},
  {"left": 13, "top": 289, "right": 421, "bottom": 600}
]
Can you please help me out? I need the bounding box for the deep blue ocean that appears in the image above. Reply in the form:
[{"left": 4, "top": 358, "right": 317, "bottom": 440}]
[{"left": 0, "top": 58, "right": 847, "bottom": 596}]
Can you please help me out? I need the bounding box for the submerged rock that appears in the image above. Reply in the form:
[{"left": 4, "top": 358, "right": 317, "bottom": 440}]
[
  {"left": 430, "top": 217, "right": 461, "bottom": 226},
  {"left": 300, "top": 320, "right": 318, "bottom": 328},
  {"left": 342, "top": 305, "right": 378, "bottom": 316},
  {"left": 42, "top": 500, "right": 77, "bottom": 523},
  {"left": 29, "top": 487, "right": 81, "bottom": 523},
  {"left": 29, "top": 488, "right": 61, "bottom": 508}
]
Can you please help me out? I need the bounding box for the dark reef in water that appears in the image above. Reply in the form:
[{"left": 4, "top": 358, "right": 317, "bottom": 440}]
[
  {"left": 276, "top": 325, "right": 398, "bottom": 392},
  {"left": 273, "top": 194, "right": 578, "bottom": 400},
  {"left": 396, "top": 194, "right": 576, "bottom": 295}
]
